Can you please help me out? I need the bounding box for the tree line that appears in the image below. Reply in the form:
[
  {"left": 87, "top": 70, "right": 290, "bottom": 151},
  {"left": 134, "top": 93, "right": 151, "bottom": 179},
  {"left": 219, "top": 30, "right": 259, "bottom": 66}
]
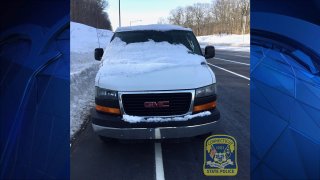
[
  {"left": 71, "top": 0, "right": 112, "bottom": 30},
  {"left": 162, "top": 0, "right": 250, "bottom": 36}
]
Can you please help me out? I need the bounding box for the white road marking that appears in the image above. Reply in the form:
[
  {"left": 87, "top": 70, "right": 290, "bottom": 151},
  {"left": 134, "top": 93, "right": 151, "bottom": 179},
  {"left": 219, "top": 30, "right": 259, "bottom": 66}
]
[
  {"left": 207, "top": 63, "right": 250, "bottom": 80},
  {"left": 214, "top": 57, "right": 249, "bottom": 66},
  {"left": 155, "top": 128, "right": 161, "bottom": 139},
  {"left": 155, "top": 143, "right": 165, "bottom": 180},
  {"left": 216, "top": 53, "right": 250, "bottom": 58}
]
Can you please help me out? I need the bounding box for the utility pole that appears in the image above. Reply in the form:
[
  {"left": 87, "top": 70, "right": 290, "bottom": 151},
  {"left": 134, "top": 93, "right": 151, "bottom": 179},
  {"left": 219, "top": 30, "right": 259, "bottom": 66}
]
[{"left": 119, "top": 0, "right": 121, "bottom": 27}]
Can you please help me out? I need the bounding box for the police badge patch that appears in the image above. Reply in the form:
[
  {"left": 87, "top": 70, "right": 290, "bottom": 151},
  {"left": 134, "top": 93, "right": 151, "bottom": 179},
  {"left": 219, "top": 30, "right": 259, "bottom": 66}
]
[{"left": 203, "top": 135, "right": 238, "bottom": 176}]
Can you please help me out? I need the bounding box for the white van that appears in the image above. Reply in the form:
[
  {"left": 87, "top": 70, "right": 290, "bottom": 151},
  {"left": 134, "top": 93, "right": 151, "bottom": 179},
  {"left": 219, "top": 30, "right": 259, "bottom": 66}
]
[{"left": 91, "top": 24, "right": 220, "bottom": 141}]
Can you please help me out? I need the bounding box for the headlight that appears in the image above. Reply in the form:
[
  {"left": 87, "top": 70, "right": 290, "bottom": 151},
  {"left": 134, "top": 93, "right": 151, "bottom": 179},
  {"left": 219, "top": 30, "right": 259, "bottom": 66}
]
[
  {"left": 95, "top": 87, "right": 118, "bottom": 99},
  {"left": 195, "top": 84, "right": 217, "bottom": 98}
]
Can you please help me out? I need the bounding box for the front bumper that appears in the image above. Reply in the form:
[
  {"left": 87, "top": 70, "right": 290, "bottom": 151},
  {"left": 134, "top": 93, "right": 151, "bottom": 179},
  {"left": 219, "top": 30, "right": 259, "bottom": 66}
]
[{"left": 91, "top": 108, "right": 220, "bottom": 139}]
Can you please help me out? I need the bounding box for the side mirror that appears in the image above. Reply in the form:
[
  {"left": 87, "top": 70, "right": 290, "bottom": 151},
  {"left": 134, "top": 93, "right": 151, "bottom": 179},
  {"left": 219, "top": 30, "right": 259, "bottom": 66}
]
[
  {"left": 204, "top": 46, "right": 215, "bottom": 59},
  {"left": 94, "top": 48, "right": 104, "bottom": 61}
]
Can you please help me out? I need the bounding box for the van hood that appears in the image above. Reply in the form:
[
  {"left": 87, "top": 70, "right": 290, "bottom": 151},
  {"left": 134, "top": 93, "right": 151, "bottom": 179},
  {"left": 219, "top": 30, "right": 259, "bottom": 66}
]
[{"left": 95, "top": 64, "right": 215, "bottom": 91}]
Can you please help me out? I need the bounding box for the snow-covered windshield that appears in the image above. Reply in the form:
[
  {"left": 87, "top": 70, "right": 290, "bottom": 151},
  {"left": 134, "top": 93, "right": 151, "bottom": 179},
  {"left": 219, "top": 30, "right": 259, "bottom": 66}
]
[
  {"left": 111, "top": 30, "right": 202, "bottom": 56},
  {"left": 99, "top": 38, "right": 205, "bottom": 76}
]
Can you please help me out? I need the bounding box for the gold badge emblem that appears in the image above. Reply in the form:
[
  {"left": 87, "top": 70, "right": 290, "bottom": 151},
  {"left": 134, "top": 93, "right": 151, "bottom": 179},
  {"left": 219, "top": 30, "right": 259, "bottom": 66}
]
[{"left": 203, "top": 135, "right": 238, "bottom": 176}]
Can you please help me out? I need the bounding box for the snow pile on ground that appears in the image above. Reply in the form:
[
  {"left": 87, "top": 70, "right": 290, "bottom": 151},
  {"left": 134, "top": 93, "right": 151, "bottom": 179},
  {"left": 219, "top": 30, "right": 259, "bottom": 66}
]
[
  {"left": 70, "top": 21, "right": 113, "bottom": 138},
  {"left": 71, "top": 22, "right": 112, "bottom": 53},
  {"left": 96, "top": 38, "right": 205, "bottom": 78},
  {"left": 123, "top": 111, "right": 212, "bottom": 123},
  {"left": 197, "top": 34, "right": 250, "bottom": 52}
]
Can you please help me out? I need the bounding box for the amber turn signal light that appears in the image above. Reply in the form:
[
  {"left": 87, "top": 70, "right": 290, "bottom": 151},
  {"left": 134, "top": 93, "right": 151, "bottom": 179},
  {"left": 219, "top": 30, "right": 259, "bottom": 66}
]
[
  {"left": 96, "top": 105, "right": 121, "bottom": 115},
  {"left": 193, "top": 101, "right": 216, "bottom": 113}
]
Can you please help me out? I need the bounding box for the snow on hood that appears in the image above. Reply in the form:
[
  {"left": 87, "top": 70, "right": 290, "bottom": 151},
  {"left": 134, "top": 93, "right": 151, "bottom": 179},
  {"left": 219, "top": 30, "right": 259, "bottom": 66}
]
[{"left": 96, "top": 38, "right": 206, "bottom": 80}]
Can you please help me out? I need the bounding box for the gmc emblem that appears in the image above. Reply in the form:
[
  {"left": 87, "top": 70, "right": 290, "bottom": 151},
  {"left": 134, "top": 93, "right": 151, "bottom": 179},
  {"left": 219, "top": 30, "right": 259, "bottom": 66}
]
[{"left": 144, "top": 101, "right": 170, "bottom": 108}]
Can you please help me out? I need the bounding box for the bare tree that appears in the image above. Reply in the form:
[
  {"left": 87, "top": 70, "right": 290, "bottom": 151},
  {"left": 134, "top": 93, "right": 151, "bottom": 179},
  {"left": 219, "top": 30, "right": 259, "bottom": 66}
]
[
  {"left": 71, "top": 0, "right": 112, "bottom": 30},
  {"left": 183, "top": 6, "right": 195, "bottom": 29},
  {"left": 192, "top": 3, "right": 206, "bottom": 36},
  {"left": 168, "top": 7, "right": 184, "bottom": 26},
  {"left": 240, "top": 0, "right": 250, "bottom": 35},
  {"left": 167, "top": 0, "right": 250, "bottom": 35}
]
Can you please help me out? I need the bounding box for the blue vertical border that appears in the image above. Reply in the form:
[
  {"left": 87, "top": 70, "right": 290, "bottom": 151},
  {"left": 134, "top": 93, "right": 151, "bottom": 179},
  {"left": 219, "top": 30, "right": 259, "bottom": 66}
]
[
  {"left": 251, "top": 0, "right": 320, "bottom": 179},
  {"left": 0, "top": 0, "right": 70, "bottom": 179}
]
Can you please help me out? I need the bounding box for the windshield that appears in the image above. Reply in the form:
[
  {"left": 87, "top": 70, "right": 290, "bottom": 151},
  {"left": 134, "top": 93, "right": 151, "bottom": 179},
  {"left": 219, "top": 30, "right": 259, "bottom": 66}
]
[{"left": 111, "top": 30, "right": 203, "bottom": 56}]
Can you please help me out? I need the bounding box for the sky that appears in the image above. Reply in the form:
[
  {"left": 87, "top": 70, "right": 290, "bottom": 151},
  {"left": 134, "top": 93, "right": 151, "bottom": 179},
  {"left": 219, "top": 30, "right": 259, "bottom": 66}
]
[{"left": 106, "top": 0, "right": 212, "bottom": 30}]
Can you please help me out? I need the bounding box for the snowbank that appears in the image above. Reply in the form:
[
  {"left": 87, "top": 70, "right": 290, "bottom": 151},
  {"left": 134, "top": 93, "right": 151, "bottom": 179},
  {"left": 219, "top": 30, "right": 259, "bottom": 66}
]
[
  {"left": 123, "top": 111, "right": 212, "bottom": 123},
  {"left": 71, "top": 22, "right": 112, "bottom": 53},
  {"left": 70, "top": 22, "right": 113, "bottom": 138},
  {"left": 197, "top": 34, "right": 250, "bottom": 52},
  {"left": 96, "top": 38, "right": 205, "bottom": 79}
]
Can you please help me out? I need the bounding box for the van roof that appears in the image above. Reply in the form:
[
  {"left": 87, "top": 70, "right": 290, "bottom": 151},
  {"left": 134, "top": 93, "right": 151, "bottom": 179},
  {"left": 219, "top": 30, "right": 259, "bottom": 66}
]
[{"left": 115, "top": 24, "right": 192, "bottom": 33}]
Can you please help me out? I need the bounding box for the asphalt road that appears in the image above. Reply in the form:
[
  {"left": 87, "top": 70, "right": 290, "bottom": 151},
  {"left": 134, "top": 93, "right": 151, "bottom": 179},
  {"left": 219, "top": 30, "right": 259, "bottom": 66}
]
[{"left": 71, "top": 49, "right": 250, "bottom": 180}]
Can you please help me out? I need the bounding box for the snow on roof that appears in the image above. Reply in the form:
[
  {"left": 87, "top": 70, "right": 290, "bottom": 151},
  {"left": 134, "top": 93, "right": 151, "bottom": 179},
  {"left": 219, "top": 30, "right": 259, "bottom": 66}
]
[{"left": 115, "top": 24, "right": 192, "bottom": 32}]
